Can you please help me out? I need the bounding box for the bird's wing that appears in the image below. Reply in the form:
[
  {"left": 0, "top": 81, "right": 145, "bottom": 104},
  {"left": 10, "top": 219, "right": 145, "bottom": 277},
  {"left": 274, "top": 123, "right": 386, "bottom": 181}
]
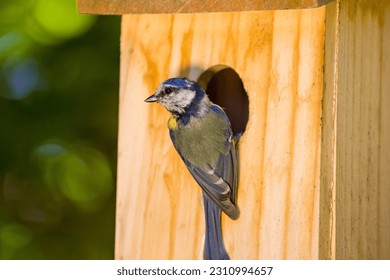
[
  {"left": 209, "top": 104, "right": 238, "bottom": 207},
  {"left": 172, "top": 105, "right": 239, "bottom": 220},
  {"left": 182, "top": 147, "right": 239, "bottom": 220}
]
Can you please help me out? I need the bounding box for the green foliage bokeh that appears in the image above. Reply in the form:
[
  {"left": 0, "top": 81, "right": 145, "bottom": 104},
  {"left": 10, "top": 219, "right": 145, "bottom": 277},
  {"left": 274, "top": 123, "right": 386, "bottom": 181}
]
[{"left": 0, "top": 0, "right": 120, "bottom": 259}]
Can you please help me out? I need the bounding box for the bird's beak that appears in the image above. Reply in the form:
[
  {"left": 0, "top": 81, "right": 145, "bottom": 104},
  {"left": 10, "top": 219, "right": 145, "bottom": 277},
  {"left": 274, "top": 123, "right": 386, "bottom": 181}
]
[{"left": 144, "top": 93, "right": 159, "bottom": 103}]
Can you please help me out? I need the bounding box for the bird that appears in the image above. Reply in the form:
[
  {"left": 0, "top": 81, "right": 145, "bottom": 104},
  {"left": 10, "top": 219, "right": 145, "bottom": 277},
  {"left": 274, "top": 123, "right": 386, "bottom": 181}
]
[{"left": 145, "top": 77, "right": 239, "bottom": 260}]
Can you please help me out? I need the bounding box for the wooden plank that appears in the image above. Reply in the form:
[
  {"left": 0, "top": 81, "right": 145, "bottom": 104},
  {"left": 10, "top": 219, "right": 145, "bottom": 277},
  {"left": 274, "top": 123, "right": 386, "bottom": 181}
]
[
  {"left": 115, "top": 7, "right": 326, "bottom": 259},
  {"left": 318, "top": 0, "right": 338, "bottom": 260},
  {"left": 77, "top": 0, "right": 334, "bottom": 14},
  {"left": 321, "top": 0, "right": 390, "bottom": 259},
  {"left": 333, "top": 0, "right": 390, "bottom": 260}
]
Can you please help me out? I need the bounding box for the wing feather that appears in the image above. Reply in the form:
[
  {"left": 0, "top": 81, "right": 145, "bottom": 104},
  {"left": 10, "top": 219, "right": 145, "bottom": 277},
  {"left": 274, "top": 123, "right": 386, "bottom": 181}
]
[{"left": 171, "top": 104, "right": 239, "bottom": 220}]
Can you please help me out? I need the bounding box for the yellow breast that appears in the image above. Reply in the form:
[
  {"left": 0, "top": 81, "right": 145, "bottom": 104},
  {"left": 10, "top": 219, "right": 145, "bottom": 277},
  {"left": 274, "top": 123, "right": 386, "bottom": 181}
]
[{"left": 168, "top": 116, "right": 177, "bottom": 130}]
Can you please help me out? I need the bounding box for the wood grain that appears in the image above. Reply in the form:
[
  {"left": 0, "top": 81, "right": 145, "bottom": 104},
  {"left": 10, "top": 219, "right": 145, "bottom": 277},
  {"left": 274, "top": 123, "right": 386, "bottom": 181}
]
[
  {"left": 318, "top": 0, "right": 339, "bottom": 260},
  {"left": 327, "top": 0, "right": 390, "bottom": 260},
  {"left": 116, "top": 7, "right": 326, "bottom": 259},
  {"left": 77, "top": 0, "right": 334, "bottom": 14}
]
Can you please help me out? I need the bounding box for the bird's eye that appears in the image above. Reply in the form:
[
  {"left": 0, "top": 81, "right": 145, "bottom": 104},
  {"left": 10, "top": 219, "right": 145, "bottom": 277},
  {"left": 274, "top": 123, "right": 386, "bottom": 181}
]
[{"left": 163, "top": 87, "right": 173, "bottom": 94}]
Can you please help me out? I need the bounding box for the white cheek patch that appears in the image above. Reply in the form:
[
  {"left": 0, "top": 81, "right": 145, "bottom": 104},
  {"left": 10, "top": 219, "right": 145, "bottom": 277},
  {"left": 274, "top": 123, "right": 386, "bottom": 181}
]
[
  {"left": 174, "top": 89, "right": 196, "bottom": 108},
  {"left": 160, "top": 89, "right": 195, "bottom": 114}
]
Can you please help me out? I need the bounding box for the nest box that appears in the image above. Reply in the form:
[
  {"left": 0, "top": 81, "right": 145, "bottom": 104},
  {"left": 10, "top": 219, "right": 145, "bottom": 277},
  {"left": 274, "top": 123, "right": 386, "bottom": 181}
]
[{"left": 78, "top": 0, "right": 390, "bottom": 259}]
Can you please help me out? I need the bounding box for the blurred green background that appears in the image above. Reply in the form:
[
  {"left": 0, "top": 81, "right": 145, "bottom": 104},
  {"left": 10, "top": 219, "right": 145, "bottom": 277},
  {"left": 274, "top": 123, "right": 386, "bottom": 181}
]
[{"left": 0, "top": 0, "right": 120, "bottom": 259}]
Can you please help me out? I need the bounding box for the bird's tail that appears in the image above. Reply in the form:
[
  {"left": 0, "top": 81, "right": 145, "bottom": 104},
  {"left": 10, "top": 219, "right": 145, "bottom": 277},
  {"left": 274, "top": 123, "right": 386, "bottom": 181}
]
[{"left": 203, "top": 193, "right": 230, "bottom": 260}]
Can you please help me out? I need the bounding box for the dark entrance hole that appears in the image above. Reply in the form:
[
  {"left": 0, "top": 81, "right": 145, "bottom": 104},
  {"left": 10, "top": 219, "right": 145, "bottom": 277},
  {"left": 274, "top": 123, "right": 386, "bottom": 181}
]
[{"left": 198, "top": 65, "right": 249, "bottom": 136}]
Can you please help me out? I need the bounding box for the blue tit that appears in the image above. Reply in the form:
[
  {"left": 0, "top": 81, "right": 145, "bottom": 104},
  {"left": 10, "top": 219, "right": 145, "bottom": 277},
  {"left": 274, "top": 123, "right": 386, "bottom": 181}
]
[{"left": 145, "top": 77, "right": 239, "bottom": 260}]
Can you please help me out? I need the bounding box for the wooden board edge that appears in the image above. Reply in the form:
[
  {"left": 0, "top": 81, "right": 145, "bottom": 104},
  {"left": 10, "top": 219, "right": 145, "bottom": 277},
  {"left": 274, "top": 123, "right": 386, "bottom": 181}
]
[
  {"left": 318, "top": 0, "right": 339, "bottom": 260},
  {"left": 77, "top": 0, "right": 335, "bottom": 15}
]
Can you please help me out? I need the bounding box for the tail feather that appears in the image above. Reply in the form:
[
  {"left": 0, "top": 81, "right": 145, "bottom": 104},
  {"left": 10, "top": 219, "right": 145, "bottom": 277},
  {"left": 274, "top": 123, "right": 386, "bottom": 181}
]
[{"left": 203, "top": 193, "right": 230, "bottom": 260}]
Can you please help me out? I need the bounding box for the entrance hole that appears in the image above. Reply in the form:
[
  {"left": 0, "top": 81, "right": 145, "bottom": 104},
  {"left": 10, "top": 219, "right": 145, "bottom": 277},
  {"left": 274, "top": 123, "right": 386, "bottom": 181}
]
[{"left": 198, "top": 65, "right": 249, "bottom": 136}]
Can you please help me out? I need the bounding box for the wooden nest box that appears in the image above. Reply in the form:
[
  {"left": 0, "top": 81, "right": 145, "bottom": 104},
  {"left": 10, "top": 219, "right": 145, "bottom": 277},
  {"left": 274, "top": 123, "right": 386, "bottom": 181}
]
[{"left": 78, "top": 0, "right": 390, "bottom": 259}]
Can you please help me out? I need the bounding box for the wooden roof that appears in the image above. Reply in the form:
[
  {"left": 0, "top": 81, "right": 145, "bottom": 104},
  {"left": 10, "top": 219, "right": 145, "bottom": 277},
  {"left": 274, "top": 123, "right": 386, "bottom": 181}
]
[{"left": 77, "top": 0, "right": 334, "bottom": 15}]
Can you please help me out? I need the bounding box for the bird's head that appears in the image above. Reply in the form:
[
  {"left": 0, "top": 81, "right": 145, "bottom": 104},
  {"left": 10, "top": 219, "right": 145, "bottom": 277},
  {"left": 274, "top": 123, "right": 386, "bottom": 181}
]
[{"left": 145, "top": 77, "right": 209, "bottom": 117}]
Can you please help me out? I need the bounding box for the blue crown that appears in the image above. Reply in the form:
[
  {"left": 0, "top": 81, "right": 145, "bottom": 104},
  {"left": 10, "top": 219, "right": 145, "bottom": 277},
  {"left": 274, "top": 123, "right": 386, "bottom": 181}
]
[{"left": 163, "top": 77, "right": 192, "bottom": 88}]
